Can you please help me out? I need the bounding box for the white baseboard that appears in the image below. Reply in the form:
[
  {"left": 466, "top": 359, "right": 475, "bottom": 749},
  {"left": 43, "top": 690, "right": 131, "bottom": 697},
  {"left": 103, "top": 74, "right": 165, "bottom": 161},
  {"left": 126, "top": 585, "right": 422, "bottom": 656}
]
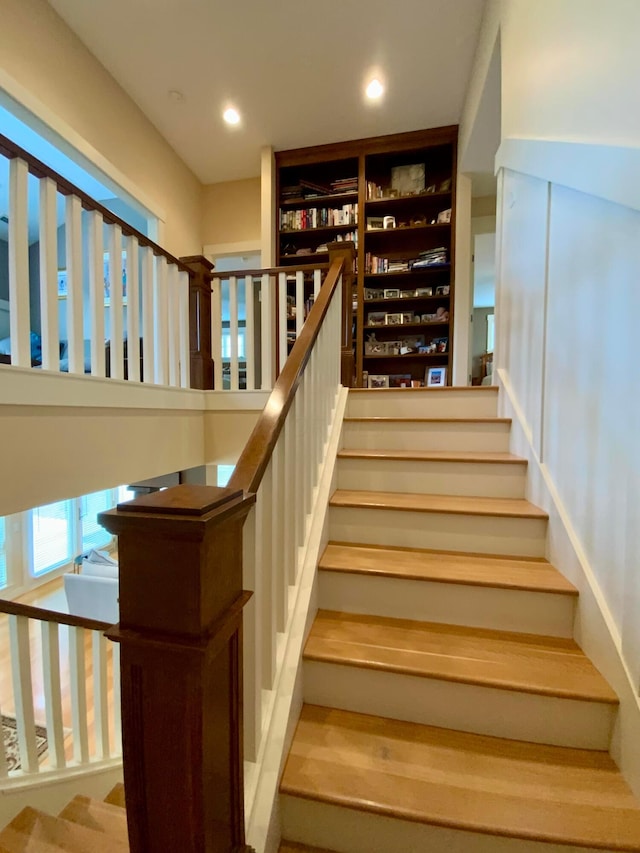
[
  {"left": 244, "top": 385, "right": 349, "bottom": 853},
  {"left": 497, "top": 367, "right": 640, "bottom": 797}
]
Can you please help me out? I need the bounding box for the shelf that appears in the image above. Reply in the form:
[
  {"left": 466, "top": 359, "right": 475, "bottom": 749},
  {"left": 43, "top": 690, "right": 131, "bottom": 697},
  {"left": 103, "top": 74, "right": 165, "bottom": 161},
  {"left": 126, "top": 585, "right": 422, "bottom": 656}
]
[
  {"left": 364, "top": 266, "right": 450, "bottom": 279},
  {"left": 366, "top": 223, "right": 450, "bottom": 236},
  {"left": 280, "top": 223, "right": 356, "bottom": 235},
  {"left": 364, "top": 321, "right": 449, "bottom": 331},
  {"left": 280, "top": 191, "right": 358, "bottom": 209},
  {"left": 363, "top": 295, "right": 449, "bottom": 306},
  {"left": 280, "top": 252, "right": 329, "bottom": 260},
  {"left": 365, "top": 190, "right": 451, "bottom": 207},
  {"left": 364, "top": 352, "right": 448, "bottom": 360}
]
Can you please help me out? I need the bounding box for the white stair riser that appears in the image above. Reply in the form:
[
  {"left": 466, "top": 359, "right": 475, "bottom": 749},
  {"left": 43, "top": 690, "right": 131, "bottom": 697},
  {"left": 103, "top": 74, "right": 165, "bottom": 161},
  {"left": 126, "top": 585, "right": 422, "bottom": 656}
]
[
  {"left": 281, "top": 796, "right": 599, "bottom": 853},
  {"left": 329, "top": 506, "right": 548, "bottom": 557},
  {"left": 342, "top": 420, "right": 511, "bottom": 452},
  {"left": 318, "top": 570, "right": 576, "bottom": 637},
  {"left": 303, "top": 661, "right": 614, "bottom": 750},
  {"left": 347, "top": 390, "right": 498, "bottom": 419},
  {"left": 337, "top": 458, "right": 527, "bottom": 498}
]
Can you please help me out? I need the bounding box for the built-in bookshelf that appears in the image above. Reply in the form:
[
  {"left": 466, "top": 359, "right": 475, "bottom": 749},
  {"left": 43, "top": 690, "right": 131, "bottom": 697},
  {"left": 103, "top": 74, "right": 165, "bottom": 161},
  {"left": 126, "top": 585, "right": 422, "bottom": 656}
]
[{"left": 275, "top": 127, "right": 457, "bottom": 386}]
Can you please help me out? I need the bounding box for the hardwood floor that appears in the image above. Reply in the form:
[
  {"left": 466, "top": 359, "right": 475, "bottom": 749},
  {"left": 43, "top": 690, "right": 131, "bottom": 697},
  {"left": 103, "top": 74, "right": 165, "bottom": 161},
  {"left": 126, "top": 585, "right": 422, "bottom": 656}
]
[{"left": 1, "top": 577, "right": 119, "bottom": 766}]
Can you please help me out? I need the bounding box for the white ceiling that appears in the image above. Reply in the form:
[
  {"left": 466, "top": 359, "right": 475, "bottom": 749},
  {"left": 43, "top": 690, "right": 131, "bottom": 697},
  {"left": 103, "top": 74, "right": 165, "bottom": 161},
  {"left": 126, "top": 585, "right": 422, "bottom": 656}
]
[{"left": 48, "top": 0, "right": 486, "bottom": 184}]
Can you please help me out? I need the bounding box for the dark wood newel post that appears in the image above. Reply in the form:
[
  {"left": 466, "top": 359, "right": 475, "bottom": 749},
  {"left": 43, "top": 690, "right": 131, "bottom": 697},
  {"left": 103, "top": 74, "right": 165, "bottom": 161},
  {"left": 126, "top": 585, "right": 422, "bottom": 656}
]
[
  {"left": 99, "top": 484, "right": 256, "bottom": 853},
  {"left": 181, "top": 255, "right": 214, "bottom": 389},
  {"left": 327, "top": 241, "right": 356, "bottom": 387}
]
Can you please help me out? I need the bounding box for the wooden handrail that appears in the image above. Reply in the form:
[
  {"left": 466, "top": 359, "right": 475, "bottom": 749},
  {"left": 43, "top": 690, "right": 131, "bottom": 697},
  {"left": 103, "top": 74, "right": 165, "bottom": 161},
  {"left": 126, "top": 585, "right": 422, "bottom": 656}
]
[
  {"left": 212, "top": 261, "right": 329, "bottom": 279},
  {"left": 228, "top": 256, "right": 344, "bottom": 495},
  {"left": 0, "top": 598, "right": 112, "bottom": 632},
  {"left": 0, "top": 131, "right": 191, "bottom": 275}
]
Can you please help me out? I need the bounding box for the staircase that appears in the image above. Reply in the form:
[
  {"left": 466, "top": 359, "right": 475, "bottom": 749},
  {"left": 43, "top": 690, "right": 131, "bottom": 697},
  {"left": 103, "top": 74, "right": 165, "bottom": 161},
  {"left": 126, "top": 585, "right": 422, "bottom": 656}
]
[
  {"left": 279, "top": 386, "right": 640, "bottom": 853},
  {"left": 0, "top": 784, "right": 126, "bottom": 851}
]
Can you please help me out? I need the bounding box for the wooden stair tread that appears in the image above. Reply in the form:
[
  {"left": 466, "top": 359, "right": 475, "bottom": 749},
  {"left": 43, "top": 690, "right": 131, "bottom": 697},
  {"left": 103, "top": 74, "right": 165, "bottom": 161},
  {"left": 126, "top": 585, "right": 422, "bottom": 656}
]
[
  {"left": 281, "top": 705, "right": 640, "bottom": 850},
  {"left": 337, "top": 449, "right": 525, "bottom": 464},
  {"left": 59, "top": 795, "right": 128, "bottom": 843},
  {"left": 330, "top": 490, "right": 548, "bottom": 519},
  {"left": 349, "top": 386, "right": 498, "bottom": 393},
  {"left": 104, "top": 783, "right": 126, "bottom": 809},
  {"left": 344, "top": 416, "right": 511, "bottom": 423},
  {"left": 305, "top": 610, "right": 617, "bottom": 704},
  {"left": 319, "top": 542, "right": 577, "bottom": 595},
  {"left": 0, "top": 806, "right": 128, "bottom": 852}
]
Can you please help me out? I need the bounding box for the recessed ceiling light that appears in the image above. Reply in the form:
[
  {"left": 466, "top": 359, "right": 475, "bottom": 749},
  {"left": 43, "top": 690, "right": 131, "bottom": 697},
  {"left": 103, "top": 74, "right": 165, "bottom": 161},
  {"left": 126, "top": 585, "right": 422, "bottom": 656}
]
[
  {"left": 223, "top": 107, "right": 241, "bottom": 126},
  {"left": 365, "top": 78, "right": 384, "bottom": 101}
]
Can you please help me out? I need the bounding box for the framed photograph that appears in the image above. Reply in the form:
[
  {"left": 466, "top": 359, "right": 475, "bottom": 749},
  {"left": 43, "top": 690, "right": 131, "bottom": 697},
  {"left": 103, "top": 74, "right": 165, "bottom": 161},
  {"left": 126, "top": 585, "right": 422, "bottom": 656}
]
[
  {"left": 389, "top": 374, "right": 412, "bottom": 388},
  {"left": 383, "top": 216, "right": 396, "bottom": 229},
  {"left": 385, "top": 313, "right": 403, "bottom": 325},
  {"left": 367, "top": 374, "right": 389, "bottom": 389},
  {"left": 366, "top": 217, "right": 384, "bottom": 231},
  {"left": 364, "top": 288, "right": 384, "bottom": 301},
  {"left": 367, "top": 311, "right": 387, "bottom": 326},
  {"left": 57, "top": 269, "right": 68, "bottom": 297},
  {"left": 391, "top": 163, "right": 425, "bottom": 196},
  {"left": 402, "top": 312, "right": 415, "bottom": 325},
  {"left": 435, "top": 285, "right": 450, "bottom": 296},
  {"left": 436, "top": 208, "right": 452, "bottom": 224},
  {"left": 426, "top": 366, "right": 447, "bottom": 387},
  {"left": 415, "top": 287, "right": 433, "bottom": 297},
  {"left": 364, "top": 339, "right": 388, "bottom": 356},
  {"left": 383, "top": 288, "right": 400, "bottom": 299},
  {"left": 385, "top": 340, "right": 401, "bottom": 355},
  {"left": 433, "top": 336, "right": 449, "bottom": 353}
]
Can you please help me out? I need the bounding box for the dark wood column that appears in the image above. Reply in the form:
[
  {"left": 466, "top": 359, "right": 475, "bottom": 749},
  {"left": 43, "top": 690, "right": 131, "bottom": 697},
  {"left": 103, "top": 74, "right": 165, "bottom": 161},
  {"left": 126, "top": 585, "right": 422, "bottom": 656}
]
[
  {"left": 181, "top": 255, "right": 214, "bottom": 389},
  {"left": 327, "top": 241, "right": 356, "bottom": 387},
  {"left": 99, "top": 485, "right": 256, "bottom": 853}
]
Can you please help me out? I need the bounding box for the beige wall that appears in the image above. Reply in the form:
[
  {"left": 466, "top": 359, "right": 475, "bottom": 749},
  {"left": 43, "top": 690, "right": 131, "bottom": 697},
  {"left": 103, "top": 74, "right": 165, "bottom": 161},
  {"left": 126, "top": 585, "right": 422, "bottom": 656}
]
[
  {"left": 1, "top": 0, "right": 203, "bottom": 257},
  {"left": 202, "top": 177, "right": 261, "bottom": 247}
]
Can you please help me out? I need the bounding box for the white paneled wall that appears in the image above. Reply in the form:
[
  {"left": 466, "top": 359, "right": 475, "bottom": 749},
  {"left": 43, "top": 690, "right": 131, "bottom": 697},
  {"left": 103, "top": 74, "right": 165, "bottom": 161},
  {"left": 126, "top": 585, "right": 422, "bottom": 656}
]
[{"left": 496, "top": 166, "right": 640, "bottom": 689}]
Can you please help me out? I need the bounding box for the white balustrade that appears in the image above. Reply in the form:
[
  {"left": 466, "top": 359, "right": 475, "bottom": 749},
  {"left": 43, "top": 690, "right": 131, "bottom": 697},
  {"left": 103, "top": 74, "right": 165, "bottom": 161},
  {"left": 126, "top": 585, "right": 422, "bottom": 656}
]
[
  {"left": 39, "top": 177, "right": 59, "bottom": 372},
  {"left": 238, "top": 271, "right": 342, "bottom": 763},
  {"left": 8, "top": 158, "right": 30, "bottom": 368},
  {"left": 1, "top": 611, "right": 122, "bottom": 784}
]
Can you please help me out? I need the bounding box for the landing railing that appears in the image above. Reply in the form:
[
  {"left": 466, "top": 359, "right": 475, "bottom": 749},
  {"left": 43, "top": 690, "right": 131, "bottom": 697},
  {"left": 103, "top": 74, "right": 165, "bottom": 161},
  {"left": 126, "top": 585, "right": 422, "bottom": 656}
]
[
  {"left": 98, "top": 251, "right": 348, "bottom": 852},
  {"left": 0, "top": 600, "right": 120, "bottom": 784},
  {"left": 211, "top": 262, "right": 327, "bottom": 391},
  {"left": 0, "top": 133, "right": 213, "bottom": 388}
]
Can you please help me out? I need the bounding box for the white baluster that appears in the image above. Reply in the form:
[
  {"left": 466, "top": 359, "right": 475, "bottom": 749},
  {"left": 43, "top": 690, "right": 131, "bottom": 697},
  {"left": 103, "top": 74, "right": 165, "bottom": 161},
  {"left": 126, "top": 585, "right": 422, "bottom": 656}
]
[
  {"left": 258, "top": 469, "right": 276, "bottom": 689},
  {"left": 294, "top": 388, "right": 305, "bottom": 562},
  {"left": 261, "top": 273, "right": 273, "bottom": 389},
  {"left": 112, "top": 642, "right": 122, "bottom": 754},
  {"left": 69, "top": 626, "right": 89, "bottom": 764},
  {"left": 229, "top": 275, "right": 239, "bottom": 391},
  {"left": 41, "top": 621, "right": 66, "bottom": 770},
  {"left": 8, "top": 158, "right": 30, "bottom": 368},
  {"left": 141, "top": 246, "right": 155, "bottom": 384},
  {"left": 66, "top": 195, "right": 84, "bottom": 375},
  {"left": 153, "top": 255, "right": 169, "bottom": 385},
  {"left": 168, "top": 264, "right": 180, "bottom": 387},
  {"left": 271, "top": 436, "right": 286, "bottom": 632},
  {"left": 92, "top": 632, "right": 110, "bottom": 759},
  {"left": 126, "top": 237, "right": 140, "bottom": 383},
  {"left": 278, "top": 271, "right": 288, "bottom": 372},
  {"left": 283, "top": 414, "right": 296, "bottom": 585},
  {"left": 39, "top": 177, "right": 59, "bottom": 371},
  {"left": 9, "top": 615, "right": 38, "bottom": 773},
  {"left": 0, "top": 701, "right": 8, "bottom": 778},
  {"left": 108, "top": 225, "right": 124, "bottom": 379},
  {"left": 314, "top": 267, "right": 322, "bottom": 299},
  {"left": 303, "top": 370, "right": 311, "bottom": 520},
  {"left": 244, "top": 275, "right": 255, "bottom": 390},
  {"left": 87, "top": 211, "right": 105, "bottom": 377},
  {"left": 296, "top": 270, "right": 304, "bottom": 337},
  {"left": 242, "top": 507, "right": 261, "bottom": 762},
  {"left": 178, "top": 270, "right": 190, "bottom": 388},
  {"left": 211, "top": 277, "right": 223, "bottom": 390}
]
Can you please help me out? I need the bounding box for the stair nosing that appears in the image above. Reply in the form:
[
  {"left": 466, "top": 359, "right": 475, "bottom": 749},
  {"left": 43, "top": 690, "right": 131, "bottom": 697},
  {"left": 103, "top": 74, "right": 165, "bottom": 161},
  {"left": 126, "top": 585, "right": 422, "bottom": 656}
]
[
  {"left": 349, "top": 386, "right": 498, "bottom": 393},
  {"left": 305, "top": 610, "right": 617, "bottom": 705},
  {"left": 337, "top": 449, "right": 527, "bottom": 464},
  {"left": 330, "top": 490, "right": 549, "bottom": 520},
  {"left": 344, "top": 416, "right": 512, "bottom": 423}
]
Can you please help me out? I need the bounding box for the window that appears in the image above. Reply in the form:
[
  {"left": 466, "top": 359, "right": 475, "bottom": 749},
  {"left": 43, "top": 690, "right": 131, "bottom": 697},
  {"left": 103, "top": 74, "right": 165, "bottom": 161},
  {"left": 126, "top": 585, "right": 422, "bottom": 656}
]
[
  {"left": 487, "top": 313, "right": 495, "bottom": 353},
  {"left": 0, "top": 518, "right": 6, "bottom": 589},
  {"left": 80, "top": 491, "right": 114, "bottom": 552},
  {"left": 221, "top": 325, "right": 247, "bottom": 360},
  {"left": 31, "top": 501, "right": 75, "bottom": 576}
]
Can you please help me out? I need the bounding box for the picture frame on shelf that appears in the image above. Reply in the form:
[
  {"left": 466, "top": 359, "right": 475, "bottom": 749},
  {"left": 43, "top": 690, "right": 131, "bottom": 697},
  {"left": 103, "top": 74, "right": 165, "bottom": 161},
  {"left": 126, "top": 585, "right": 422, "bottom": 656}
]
[
  {"left": 385, "top": 340, "right": 401, "bottom": 355},
  {"left": 383, "top": 288, "right": 401, "bottom": 299},
  {"left": 415, "top": 287, "right": 433, "bottom": 297},
  {"left": 367, "top": 374, "right": 389, "bottom": 389},
  {"left": 402, "top": 312, "right": 415, "bottom": 325},
  {"left": 364, "top": 336, "right": 388, "bottom": 356},
  {"left": 367, "top": 311, "right": 387, "bottom": 326},
  {"left": 385, "top": 313, "right": 403, "bottom": 325},
  {"left": 426, "top": 366, "right": 447, "bottom": 387},
  {"left": 389, "top": 374, "right": 412, "bottom": 388},
  {"left": 436, "top": 208, "right": 452, "bottom": 224},
  {"left": 435, "top": 285, "right": 450, "bottom": 296},
  {"left": 391, "top": 163, "right": 425, "bottom": 196},
  {"left": 366, "top": 217, "right": 384, "bottom": 230},
  {"left": 365, "top": 288, "right": 384, "bottom": 300}
]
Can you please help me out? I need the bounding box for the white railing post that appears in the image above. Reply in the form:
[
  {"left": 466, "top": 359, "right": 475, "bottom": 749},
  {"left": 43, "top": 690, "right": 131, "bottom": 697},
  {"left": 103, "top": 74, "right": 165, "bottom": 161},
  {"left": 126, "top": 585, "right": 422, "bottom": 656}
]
[
  {"left": 168, "top": 263, "right": 180, "bottom": 387},
  {"left": 108, "top": 225, "right": 124, "bottom": 380},
  {"left": 92, "top": 631, "right": 111, "bottom": 759},
  {"left": 141, "top": 246, "right": 155, "bottom": 385},
  {"left": 153, "top": 256, "right": 169, "bottom": 385},
  {"left": 245, "top": 275, "right": 255, "bottom": 390},
  {"left": 66, "top": 194, "right": 84, "bottom": 375},
  {"left": 258, "top": 467, "right": 276, "bottom": 688},
  {"left": 261, "top": 273, "right": 273, "bottom": 389},
  {"left": 178, "top": 270, "right": 190, "bottom": 388},
  {"left": 211, "top": 276, "right": 223, "bottom": 390},
  {"left": 9, "top": 615, "right": 38, "bottom": 774},
  {"left": 8, "top": 157, "right": 30, "bottom": 368},
  {"left": 271, "top": 436, "right": 286, "bottom": 632},
  {"left": 313, "top": 267, "right": 322, "bottom": 299},
  {"left": 278, "top": 271, "right": 288, "bottom": 372},
  {"left": 112, "top": 642, "right": 122, "bottom": 755},
  {"left": 242, "top": 507, "right": 261, "bottom": 762},
  {"left": 295, "top": 270, "right": 305, "bottom": 338},
  {"left": 283, "top": 413, "right": 296, "bottom": 585},
  {"left": 88, "top": 210, "right": 106, "bottom": 378},
  {"left": 69, "top": 626, "right": 89, "bottom": 765},
  {"left": 126, "top": 237, "right": 141, "bottom": 383},
  {"left": 229, "top": 276, "right": 239, "bottom": 390},
  {"left": 39, "top": 177, "right": 59, "bottom": 371},
  {"left": 41, "top": 621, "right": 66, "bottom": 770}
]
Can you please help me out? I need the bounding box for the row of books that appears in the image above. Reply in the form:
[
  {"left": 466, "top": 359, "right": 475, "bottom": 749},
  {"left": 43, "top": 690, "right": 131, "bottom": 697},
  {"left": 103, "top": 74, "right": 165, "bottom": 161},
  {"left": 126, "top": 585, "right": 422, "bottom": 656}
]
[
  {"left": 280, "top": 204, "right": 358, "bottom": 231},
  {"left": 365, "top": 248, "right": 448, "bottom": 274},
  {"left": 284, "top": 231, "right": 358, "bottom": 256},
  {"left": 331, "top": 176, "right": 358, "bottom": 193}
]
